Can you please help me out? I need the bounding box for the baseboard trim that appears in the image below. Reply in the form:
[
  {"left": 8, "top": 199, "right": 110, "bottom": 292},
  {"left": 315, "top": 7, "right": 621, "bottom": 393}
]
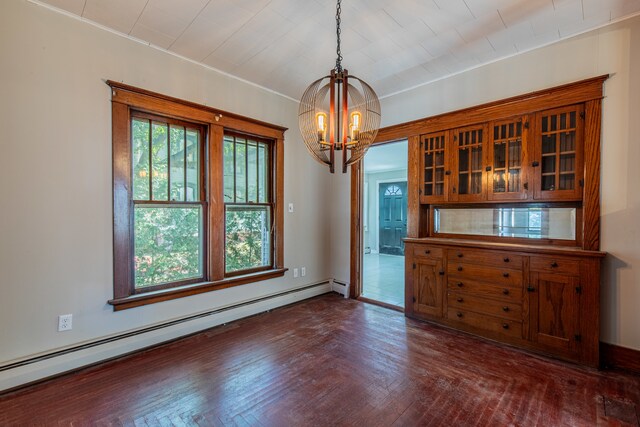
[
  {"left": 0, "top": 281, "right": 331, "bottom": 392},
  {"left": 601, "top": 343, "right": 640, "bottom": 375}
]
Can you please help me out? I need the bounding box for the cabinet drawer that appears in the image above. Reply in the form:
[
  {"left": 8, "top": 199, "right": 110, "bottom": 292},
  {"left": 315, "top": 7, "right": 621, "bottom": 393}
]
[
  {"left": 447, "top": 309, "right": 522, "bottom": 339},
  {"left": 448, "top": 279, "right": 522, "bottom": 302},
  {"left": 447, "top": 249, "right": 523, "bottom": 268},
  {"left": 530, "top": 257, "right": 580, "bottom": 275},
  {"left": 448, "top": 263, "right": 522, "bottom": 286},
  {"left": 448, "top": 292, "right": 522, "bottom": 321},
  {"left": 411, "top": 246, "right": 444, "bottom": 260}
]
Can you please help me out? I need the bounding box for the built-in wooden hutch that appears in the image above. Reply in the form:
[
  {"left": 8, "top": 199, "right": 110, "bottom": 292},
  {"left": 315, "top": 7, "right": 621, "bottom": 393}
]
[{"left": 365, "top": 76, "right": 608, "bottom": 367}]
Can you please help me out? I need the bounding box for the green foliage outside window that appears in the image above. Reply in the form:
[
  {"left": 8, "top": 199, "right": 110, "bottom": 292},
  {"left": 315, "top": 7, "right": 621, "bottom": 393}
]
[{"left": 134, "top": 207, "right": 202, "bottom": 288}]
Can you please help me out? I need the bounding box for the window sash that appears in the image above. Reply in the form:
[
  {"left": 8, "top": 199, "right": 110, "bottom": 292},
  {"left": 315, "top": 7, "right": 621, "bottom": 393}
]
[
  {"left": 223, "top": 133, "right": 274, "bottom": 275},
  {"left": 129, "top": 112, "right": 207, "bottom": 293},
  {"left": 132, "top": 202, "right": 207, "bottom": 292}
]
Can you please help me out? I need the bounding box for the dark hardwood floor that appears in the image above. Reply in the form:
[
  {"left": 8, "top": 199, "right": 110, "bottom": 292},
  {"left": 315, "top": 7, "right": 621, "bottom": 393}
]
[{"left": 1, "top": 293, "right": 639, "bottom": 426}]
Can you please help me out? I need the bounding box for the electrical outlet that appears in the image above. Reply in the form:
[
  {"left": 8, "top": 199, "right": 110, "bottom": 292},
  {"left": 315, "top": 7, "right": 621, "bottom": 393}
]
[
  {"left": 288, "top": 203, "right": 294, "bottom": 213},
  {"left": 58, "top": 314, "right": 73, "bottom": 332},
  {"left": 293, "top": 268, "right": 299, "bottom": 278},
  {"left": 301, "top": 267, "right": 306, "bottom": 277}
]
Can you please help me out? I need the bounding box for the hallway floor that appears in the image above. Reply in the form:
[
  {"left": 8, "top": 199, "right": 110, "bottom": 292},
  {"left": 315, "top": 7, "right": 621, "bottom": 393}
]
[{"left": 362, "top": 253, "right": 405, "bottom": 307}]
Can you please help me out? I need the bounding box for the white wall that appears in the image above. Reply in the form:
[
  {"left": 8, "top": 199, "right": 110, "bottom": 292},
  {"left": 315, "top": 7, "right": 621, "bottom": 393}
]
[
  {"left": 331, "top": 14, "right": 640, "bottom": 350},
  {"left": 0, "top": 0, "right": 332, "bottom": 390}
]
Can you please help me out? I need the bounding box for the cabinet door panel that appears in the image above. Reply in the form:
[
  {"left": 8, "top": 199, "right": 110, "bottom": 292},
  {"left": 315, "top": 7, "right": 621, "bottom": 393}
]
[
  {"left": 530, "top": 272, "right": 579, "bottom": 354},
  {"left": 413, "top": 258, "right": 443, "bottom": 317},
  {"left": 420, "top": 131, "right": 449, "bottom": 203},
  {"left": 533, "top": 105, "right": 584, "bottom": 200},
  {"left": 451, "top": 124, "right": 488, "bottom": 202},
  {"left": 488, "top": 117, "right": 530, "bottom": 201}
]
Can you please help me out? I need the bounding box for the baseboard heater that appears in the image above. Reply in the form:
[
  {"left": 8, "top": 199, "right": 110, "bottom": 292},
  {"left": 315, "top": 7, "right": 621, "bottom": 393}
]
[
  {"left": 331, "top": 279, "right": 350, "bottom": 298},
  {"left": 0, "top": 281, "right": 331, "bottom": 374}
]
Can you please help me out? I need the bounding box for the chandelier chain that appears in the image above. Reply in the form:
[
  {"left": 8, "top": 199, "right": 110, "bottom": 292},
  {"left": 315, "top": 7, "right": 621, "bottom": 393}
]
[{"left": 335, "top": 0, "right": 343, "bottom": 72}]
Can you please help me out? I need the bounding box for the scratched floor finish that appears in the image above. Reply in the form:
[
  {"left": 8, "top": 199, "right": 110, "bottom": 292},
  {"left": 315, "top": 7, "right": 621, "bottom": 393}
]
[{"left": 1, "top": 294, "right": 639, "bottom": 426}]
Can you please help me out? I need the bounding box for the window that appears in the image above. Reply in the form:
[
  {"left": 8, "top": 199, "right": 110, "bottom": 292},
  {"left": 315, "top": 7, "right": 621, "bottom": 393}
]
[
  {"left": 131, "top": 114, "right": 206, "bottom": 291},
  {"left": 223, "top": 134, "right": 273, "bottom": 274},
  {"left": 109, "top": 82, "right": 285, "bottom": 310}
]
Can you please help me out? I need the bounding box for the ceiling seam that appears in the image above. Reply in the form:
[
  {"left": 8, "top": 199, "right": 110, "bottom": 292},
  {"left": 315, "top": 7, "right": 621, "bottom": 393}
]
[
  {"left": 166, "top": 0, "right": 212, "bottom": 51},
  {"left": 128, "top": 0, "right": 150, "bottom": 36}
]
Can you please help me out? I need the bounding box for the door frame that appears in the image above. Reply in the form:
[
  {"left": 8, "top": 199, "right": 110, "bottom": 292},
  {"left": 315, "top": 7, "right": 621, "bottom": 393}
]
[
  {"left": 350, "top": 139, "right": 411, "bottom": 300},
  {"left": 374, "top": 177, "right": 408, "bottom": 254}
]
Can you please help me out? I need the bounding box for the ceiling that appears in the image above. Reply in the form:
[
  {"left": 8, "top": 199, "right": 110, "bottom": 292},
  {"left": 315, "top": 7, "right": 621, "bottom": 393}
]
[
  {"left": 364, "top": 140, "right": 408, "bottom": 174},
  {"left": 36, "top": 0, "right": 640, "bottom": 100}
]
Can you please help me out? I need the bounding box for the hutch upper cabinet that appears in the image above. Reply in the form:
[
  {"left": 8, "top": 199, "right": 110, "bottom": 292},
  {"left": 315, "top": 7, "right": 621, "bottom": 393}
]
[
  {"left": 377, "top": 75, "right": 609, "bottom": 367},
  {"left": 418, "top": 104, "right": 587, "bottom": 204}
]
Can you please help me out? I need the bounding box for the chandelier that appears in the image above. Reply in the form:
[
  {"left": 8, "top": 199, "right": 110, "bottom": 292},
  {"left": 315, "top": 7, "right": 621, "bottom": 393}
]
[{"left": 298, "top": 0, "right": 381, "bottom": 173}]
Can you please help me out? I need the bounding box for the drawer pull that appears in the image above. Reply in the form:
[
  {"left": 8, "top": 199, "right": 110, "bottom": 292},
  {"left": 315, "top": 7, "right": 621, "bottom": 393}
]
[
  {"left": 503, "top": 272, "right": 510, "bottom": 278},
  {"left": 457, "top": 253, "right": 463, "bottom": 258},
  {"left": 456, "top": 312, "right": 463, "bottom": 318},
  {"left": 457, "top": 282, "right": 464, "bottom": 288},
  {"left": 457, "top": 297, "right": 463, "bottom": 303},
  {"left": 503, "top": 257, "right": 510, "bottom": 263},
  {"left": 502, "top": 306, "right": 509, "bottom": 312},
  {"left": 439, "top": 270, "right": 445, "bottom": 276},
  {"left": 502, "top": 289, "right": 510, "bottom": 295},
  {"left": 457, "top": 266, "right": 463, "bottom": 272},
  {"left": 502, "top": 323, "right": 510, "bottom": 330},
  {"left": 425, "top": 249, "right": 431, "bottom": 254},
  {"left": 527, "top": 286, "right": 535, "bottom": 292},
  {"left": 551, "top": 261, "right": 559, "bottom": 268}
]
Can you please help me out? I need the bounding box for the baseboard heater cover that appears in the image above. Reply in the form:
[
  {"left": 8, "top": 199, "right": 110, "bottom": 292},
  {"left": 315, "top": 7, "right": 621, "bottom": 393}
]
[
  {"left": 331, "top": 279, "right": 350, "bottom": 298},
  {"left": 0, "top": 281, "right": 331, "bottom": 390}
]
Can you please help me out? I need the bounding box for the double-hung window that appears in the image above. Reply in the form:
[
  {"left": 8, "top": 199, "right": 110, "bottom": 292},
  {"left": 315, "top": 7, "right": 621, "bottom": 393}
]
[
  {"left": 223, "top": 133, "right": 273, "bottom": 275},
  {"left": 130, "top": 113, "right": 206, "bottom": 290},
  {"left": 109, "top": 82, "right": 285, "bottom": 310}
]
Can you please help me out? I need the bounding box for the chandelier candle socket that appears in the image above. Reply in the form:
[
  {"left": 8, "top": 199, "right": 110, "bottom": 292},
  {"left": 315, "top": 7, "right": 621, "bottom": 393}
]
[{"left": 298, "top": 0, "right": 381, "bottom": 173}]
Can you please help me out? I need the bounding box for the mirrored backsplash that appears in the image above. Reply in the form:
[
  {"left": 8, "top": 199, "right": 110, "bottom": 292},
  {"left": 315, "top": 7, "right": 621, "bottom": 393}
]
[{"left": 434, "top": 207, "right": 576, "bottom": 240}]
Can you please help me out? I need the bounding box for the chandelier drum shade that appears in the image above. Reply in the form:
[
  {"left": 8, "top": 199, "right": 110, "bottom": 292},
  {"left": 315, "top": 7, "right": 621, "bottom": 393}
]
[{"left": 297, "top": 0, "right": 381, "bottom": 173}]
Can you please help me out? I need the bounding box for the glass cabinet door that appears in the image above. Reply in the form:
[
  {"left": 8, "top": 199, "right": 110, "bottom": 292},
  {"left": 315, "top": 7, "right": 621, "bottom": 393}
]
[
  {"left": 534, "top": 105, "right": 584, "bottom": 200},
  {"left": 488, "top": 117, "right": 529, "bottom": 200},
  {"left": 420, "top": 131, "right": 448, "bottom": 203},
  {"left": 452, "top": 124, "right": 487, "bottom": 202}
]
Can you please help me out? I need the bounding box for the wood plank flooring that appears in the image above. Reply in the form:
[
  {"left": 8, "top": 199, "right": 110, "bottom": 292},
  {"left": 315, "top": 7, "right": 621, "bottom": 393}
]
[{"left": 1, "top": 293, "right": 639, "bottom": 426}]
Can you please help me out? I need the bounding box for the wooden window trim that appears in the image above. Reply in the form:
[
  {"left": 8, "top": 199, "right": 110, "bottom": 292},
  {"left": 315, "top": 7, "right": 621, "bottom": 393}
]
[{"left": 108, "top": 82, "right": 286, "bottom": 310}]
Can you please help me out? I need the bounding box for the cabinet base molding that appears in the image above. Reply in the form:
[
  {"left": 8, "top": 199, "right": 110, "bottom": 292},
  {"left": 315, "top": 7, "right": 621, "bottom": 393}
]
[{"left": 601, "top": 343, "right": 640, "bottom": 375}]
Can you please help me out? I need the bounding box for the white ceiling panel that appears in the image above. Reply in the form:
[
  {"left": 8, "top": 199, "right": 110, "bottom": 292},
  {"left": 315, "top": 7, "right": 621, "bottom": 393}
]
[
  {"left": 82, "top": 0, "right": 148, "bottom": 34},
  {"left": 36, "top": 0, "right": 640, "bottom": 99},
  {"left": 39, "top": 0, "right": 85, "bottom": 15}
]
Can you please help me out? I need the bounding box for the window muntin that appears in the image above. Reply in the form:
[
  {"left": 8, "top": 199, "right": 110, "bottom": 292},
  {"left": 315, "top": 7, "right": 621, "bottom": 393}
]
[
  {"left": 131, "top": 113, "right": 206, "bottom": 291},
  {"left": 223, "top": 134, "right": 272, "bottom": 274}
]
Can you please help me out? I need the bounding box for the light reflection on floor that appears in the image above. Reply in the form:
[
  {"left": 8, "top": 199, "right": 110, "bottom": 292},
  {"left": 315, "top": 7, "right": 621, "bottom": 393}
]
[{"left": 361, "top": 253, "right": 404, "bottom": 307}]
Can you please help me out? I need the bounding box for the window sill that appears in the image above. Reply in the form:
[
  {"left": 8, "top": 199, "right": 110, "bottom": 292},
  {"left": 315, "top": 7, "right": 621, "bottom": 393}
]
[{"left": 108, "top": 268, "right": 288, "bottom": 311}]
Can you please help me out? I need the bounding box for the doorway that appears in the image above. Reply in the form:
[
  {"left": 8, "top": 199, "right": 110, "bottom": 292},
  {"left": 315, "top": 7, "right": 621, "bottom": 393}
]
[{"left": 361, "top": 141, "right": 408, "bottom": 308}]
